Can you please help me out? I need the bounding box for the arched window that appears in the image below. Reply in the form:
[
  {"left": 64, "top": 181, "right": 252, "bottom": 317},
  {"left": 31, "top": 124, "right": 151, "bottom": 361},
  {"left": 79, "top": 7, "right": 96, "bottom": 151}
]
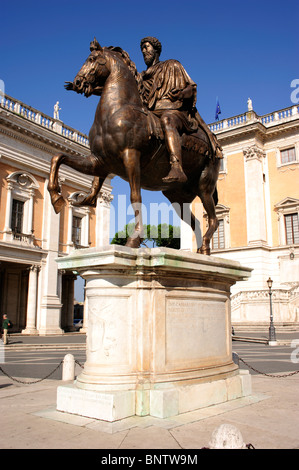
[{"left": 4, "top": 172, "right": 39, "bottom": 243}]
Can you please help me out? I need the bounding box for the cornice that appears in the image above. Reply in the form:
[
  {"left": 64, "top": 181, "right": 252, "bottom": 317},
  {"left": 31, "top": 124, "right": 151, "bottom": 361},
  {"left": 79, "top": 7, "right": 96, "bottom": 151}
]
[
  {"left": 0, "top": 139, "right": 94, "bottom": 191},
  {"left": 0, "top": 125, "right": 56, "bottom": 155},
  {"left": 215, "top": 116, "right": 299, "bottom": 146},
  {"left": 216, "top": 121, "right": 266, "bottom": 145},
  {"left": 0, "top": 108, "right": 89, "bottom": 157}
]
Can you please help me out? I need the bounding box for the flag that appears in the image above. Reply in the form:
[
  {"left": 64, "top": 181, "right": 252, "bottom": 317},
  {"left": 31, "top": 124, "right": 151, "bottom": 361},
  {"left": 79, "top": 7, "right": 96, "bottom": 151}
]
[{"left": 215, "top": 98, "right": 221, "bottom": 121}]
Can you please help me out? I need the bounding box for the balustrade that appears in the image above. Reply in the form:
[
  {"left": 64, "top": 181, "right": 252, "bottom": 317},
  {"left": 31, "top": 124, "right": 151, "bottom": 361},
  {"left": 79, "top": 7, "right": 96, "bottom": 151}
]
[
  {"left": 209, "top": 104, "right": 298, "bottom": 133},
  {"left": 1, "top": 93, "right": 298, "bottom": 142},
  {"left": 0, "top": 94, "right": 89, "bottom": 147}
]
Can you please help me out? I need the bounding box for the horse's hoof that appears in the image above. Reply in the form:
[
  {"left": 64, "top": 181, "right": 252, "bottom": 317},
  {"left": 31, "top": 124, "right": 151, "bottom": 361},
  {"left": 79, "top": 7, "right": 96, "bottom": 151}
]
[
  {"left": 52, "top": 195, "right": 66, "bottom": 214},
  {"left": 83, "top": 197, "right": 97, "bottom": 207},
  {"left": 73, "top": 195, "right": 97, "bottom": 208},
  {"left": 125, "top": 235, "right": 142, "bottom": 248},
  {"left": 197, "top": 247, "right": 211, "bottom": 256}
]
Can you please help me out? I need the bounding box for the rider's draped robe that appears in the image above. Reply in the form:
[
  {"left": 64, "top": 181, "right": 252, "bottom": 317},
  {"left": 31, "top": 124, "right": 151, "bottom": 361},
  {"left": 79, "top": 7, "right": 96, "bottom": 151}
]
[
  {"left": 138, "top": 59, "right": 198, "bottom": 133},
  {"left": 137, "top": 59, "right": 220, "bottom": 157}
]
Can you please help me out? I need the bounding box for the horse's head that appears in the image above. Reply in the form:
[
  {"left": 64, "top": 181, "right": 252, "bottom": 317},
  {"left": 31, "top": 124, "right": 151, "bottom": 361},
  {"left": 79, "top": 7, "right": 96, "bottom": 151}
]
[{"left": 65, "top": 38, "right": 109, "bottom": 97}]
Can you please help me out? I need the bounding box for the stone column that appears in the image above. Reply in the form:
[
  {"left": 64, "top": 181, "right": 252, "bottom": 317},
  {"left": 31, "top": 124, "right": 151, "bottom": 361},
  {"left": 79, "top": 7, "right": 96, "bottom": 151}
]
[
  {"left": 65, "top": 273, "right": 77, "bottom": 331},
  {"left": 96, "top": 189, "right": 113, "bottom": 247},
  {"left": 3, "top": 181, "right": 13, "bottom": 239},
  {"left": 67, "top": 201, "right": 73, "bottom": 252},
  {"left": 82, "top": 207, "right": 90, "bottom": 247},
  {"left": 243, "top": 146, "right": 267, "bottom": 246},
  {"left": 27, "top": 188, "right": 35, "bottom": 235},
  {"left": 22, "top": 265, "right": 39, "bottom": 335},
  {"left": 39, "top": 182, "right": 63, "bottom": 335},
  {"left": 81, "top": 293, "right": 88, "bottom": 334}
]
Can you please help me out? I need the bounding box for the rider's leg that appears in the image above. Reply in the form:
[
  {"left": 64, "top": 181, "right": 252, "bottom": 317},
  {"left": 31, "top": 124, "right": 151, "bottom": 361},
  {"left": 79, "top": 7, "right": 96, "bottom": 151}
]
[{"left": 160, "top": 113, "right": 187, "bottom": 184}]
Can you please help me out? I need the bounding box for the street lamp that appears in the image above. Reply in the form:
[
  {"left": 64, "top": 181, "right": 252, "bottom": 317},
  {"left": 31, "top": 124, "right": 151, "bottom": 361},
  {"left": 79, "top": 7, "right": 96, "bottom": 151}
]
[{"left": 267, "top": 277, "right": 277, "bottom": 346}]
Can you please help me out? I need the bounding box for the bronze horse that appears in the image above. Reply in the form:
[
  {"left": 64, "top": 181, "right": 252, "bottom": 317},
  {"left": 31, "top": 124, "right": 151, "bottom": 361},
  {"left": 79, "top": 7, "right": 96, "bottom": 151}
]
[{"left": 48, "top": 39, "right": 220, "bottom": 254}]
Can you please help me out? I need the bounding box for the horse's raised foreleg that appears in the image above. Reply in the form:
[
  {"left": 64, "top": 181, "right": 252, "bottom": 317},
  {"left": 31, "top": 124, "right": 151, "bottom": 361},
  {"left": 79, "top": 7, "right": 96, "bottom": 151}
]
[
  {"left": 122, "top": 148, "right": 143, "bottom": 248},
  {"left": 48, "top": 153, "right": 103, "bottom": 214},
  {"left": 72, "top": 176, "right": 106, "bottom": 208},
  {"left": 48, "top": 154, "right": 67, "bottom": 214}
]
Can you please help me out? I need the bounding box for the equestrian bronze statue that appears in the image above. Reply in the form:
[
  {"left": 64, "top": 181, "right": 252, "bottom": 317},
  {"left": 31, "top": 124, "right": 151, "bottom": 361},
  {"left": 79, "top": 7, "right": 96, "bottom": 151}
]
[{"left": 48, "top": 37, "right": 222, "bottom": 254}]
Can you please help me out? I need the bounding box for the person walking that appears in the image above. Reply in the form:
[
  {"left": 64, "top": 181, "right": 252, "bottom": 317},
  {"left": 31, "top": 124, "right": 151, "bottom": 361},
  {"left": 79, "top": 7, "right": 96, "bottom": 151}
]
[{"left": 2, "top": 314, "right": 11, "bottom": 345}]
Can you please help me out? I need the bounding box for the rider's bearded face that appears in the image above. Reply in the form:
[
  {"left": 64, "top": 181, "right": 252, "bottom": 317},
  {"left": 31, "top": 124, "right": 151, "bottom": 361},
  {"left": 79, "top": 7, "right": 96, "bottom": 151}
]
[{"left": 142, "top": 42, "right": 158, "bottom": 67}]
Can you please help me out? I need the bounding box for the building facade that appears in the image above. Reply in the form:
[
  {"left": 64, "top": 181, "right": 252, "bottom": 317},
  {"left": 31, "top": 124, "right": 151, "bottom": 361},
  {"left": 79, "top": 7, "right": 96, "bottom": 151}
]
[
  {"left": 0, "top": 95, "right": 113, "bottom": 334},
  {"left": 182, "top": 103, "right": 299, "bottom": 325}
]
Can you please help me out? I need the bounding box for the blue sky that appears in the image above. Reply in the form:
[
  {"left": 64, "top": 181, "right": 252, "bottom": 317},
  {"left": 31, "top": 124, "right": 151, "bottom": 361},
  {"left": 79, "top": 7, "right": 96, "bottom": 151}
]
[
  {"left": 2, "top": 0, "right": 298, "bottom": 127},
  {"left": 1, "top": 0, "right": 298, "bottom": 299}
]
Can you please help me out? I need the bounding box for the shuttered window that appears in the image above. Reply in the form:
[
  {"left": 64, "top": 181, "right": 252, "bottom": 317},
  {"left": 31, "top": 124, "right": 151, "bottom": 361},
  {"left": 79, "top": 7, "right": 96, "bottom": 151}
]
[
  {"left": 284, "top": 213, "right": 299, "bottom": 245},
  {"left": 72, "top": 216, "right": 82, "bottom": 246},
  {"left": 280, "top": 147, "right": 296, "bottom": 164},
  {"left": 11, "top": 199, "right": 24, "bottom": 234},
  {"left": 212, "top": 219, "right": 225, "bottom": 249}
]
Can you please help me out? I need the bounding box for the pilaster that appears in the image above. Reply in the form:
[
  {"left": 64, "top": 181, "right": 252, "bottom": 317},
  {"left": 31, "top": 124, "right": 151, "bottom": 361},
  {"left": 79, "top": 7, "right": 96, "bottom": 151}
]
[
  {"left": 22, "top": 265, "right": 40, "bottom": 335},
  {"left": 38, "top": 183, "right": 63, "bottom": 335},
  {"left": 243, "top": 145, "right": 267, "bottom": 246},
  {"left": 96, "top": 188, "right": 113, "bottom": 246}
]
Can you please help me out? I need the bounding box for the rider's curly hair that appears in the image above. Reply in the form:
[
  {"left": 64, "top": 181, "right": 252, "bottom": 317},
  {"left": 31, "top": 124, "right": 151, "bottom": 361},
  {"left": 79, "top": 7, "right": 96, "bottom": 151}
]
[{"left": 140, "top": 37, "right": 162, "bottom": 56}]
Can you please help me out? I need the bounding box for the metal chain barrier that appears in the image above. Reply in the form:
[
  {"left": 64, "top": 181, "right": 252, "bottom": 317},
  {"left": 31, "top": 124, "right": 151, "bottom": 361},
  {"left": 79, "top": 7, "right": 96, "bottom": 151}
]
[
  {"left": 238, "top": 357, "right": 299, "bottom": 378},
  {"left": 0, "top": 354, "right": 298, "bottom": 384},
  {"left": 0, "top": 357, "right": 85, "bottom": 385},
  {"left": 75, "top": 359, "right": 84, "bottom": 368},
  {"left": 0, "top": 360, "right": 64, "bottom": 384}
]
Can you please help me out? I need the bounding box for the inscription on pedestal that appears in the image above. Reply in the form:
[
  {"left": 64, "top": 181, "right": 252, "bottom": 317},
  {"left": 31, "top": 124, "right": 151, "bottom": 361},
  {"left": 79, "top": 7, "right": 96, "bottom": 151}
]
[{"left": 165, "top": 297, "right": 228, "bottom": 367}]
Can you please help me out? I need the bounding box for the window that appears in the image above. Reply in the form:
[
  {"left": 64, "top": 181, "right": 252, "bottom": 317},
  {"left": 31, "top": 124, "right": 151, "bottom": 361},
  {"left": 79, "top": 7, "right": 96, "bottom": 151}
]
[
  {"left": 212, "top": 219, "right": 225, "bottom": 249},
  {"left": 284, "top": 213, "right": 299, "bottom": 245},
  {"left": 72, "top": 216, "right": 82, "bottom": 246},
  {"left": 4, "top": 172, "right": 39, "bottom": 243},
  {"left": 280, "top": 147, "right": 296, "bottom": 164},
  {"left": 11, "top": 199, "right": 24, "bottom": 235},
  {"left": 67, "top": 192, "right": 91, "bottom": 253},
  {"left": 203, "top": 204, "right": 230, "bottom": 251},
  {"left": 275, "top": 198, "right": 299, "bottom": 246}
]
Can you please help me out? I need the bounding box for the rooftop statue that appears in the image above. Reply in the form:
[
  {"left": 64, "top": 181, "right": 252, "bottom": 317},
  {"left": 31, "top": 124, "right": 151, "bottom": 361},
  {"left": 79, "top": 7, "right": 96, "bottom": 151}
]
[
  {"left": 48, "top": 37, "right": 222, "bottom": 254},
  {"left": 54, "top": 101, "right": 61, "bottom": 120}
]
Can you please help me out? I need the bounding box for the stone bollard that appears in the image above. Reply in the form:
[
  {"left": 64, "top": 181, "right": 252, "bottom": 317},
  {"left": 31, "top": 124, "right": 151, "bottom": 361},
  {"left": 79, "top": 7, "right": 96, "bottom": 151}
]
[
  {"left": 209, "top": 424, "right": 246, "bottom": 449},
  {"left": 62, "top": 354, "right": 75, "bottom": 381}
]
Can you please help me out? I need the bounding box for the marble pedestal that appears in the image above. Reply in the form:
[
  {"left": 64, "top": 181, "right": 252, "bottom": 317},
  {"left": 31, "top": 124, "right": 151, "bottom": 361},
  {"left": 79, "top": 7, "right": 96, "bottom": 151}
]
[{"left": 56, "top": 246, "right": 252, "bottom": 421}]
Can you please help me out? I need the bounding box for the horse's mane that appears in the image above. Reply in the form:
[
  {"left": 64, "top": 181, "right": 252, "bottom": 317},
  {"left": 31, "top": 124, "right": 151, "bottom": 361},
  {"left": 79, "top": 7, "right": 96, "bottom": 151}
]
[{"left": 107, "top": 46, "right": 139, "bottom": 82}]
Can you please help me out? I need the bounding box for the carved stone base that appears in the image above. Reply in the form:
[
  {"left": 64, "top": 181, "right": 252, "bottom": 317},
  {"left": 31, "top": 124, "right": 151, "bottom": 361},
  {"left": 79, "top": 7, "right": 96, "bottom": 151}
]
[
  {"left": 56, "top": 246, "right": 251, "bottom": 421},
  {"left": 57, "top": 369, "right": 251, "bottom": 421}
]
